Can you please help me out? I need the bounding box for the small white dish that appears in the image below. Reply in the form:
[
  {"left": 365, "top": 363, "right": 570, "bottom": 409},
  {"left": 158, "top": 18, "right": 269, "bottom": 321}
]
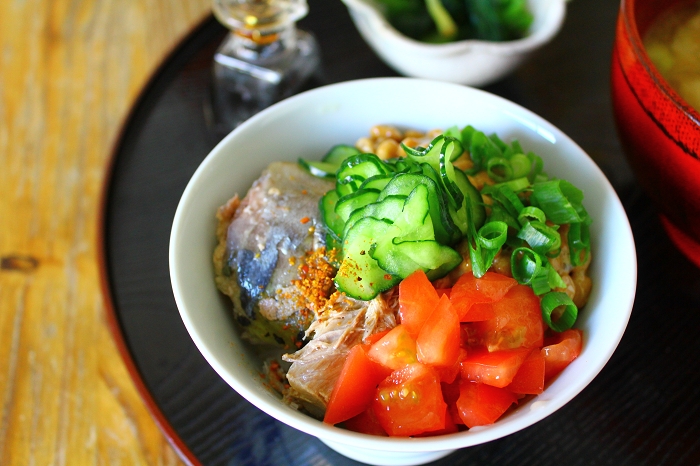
[
  {"left": 341, "top": 0, "right": 566, "bottom": 86},
  {"left": 170, "top": 77, "right": 636, "bottom": 466}
]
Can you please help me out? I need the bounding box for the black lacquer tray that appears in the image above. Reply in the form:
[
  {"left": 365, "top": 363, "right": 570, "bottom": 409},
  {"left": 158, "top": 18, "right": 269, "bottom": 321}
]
[{"left": 99, "top": 1, "right": 700, "bottom": 465}]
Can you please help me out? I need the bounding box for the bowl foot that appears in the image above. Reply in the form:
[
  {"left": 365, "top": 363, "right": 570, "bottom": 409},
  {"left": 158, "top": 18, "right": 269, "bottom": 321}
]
[
  {"left": 660, "top": 215, "right": 700, "bottom": 269},
  {"left": 320, "top": 438, "right": 455, "bottom": 465}
]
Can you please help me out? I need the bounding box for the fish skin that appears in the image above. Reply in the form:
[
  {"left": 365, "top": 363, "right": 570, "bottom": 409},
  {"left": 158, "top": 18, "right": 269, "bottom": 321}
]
[{"left": 225, "top": 161, "right": 333, "bottom": 323}]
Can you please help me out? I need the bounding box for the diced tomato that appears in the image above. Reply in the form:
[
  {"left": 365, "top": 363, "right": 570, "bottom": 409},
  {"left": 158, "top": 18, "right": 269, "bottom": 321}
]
[
  {"left": 542, "top": 329, "right": 583, "bottom": 381},
  {"left": 368, "top": 325, "right": 417, "bottom": 370},
  {"left": 441, "top": 380, "right": 464, "bottom": 426},
  {"left": 398, "top": 270, "right": 440, "bottom": 338},
  {"left": 468, "top": 285, "right": 545, "bottom": 351},
  {"left": 435, "top": 288, "right": 451, "bottom": 299},
  {"left": 416, "top": 295, "right": 461, "bottom": 367},
  {"left": 416, "top": 410, "right": 459, "bottom": 437},
  {"left": 342, "top": 407, "right": 388, "bottom": 436},
  {"left": 474, "top": 272, "right": 518, "bottom": 300},
  {"left": 450, "top": 272, "right": 517, "bottom": 322},
  {"left": 324, "top": 344, "right": 393, "bottom": 425},
  {"left": 373, "top": 363, "right": 447, "bottom": 437},
  {"left": 460, "top": 347, "right": 531, "bottom": 388},
  {"left": 363, "top": 329, "right": 391, "bottom": 346},
  {"left": 455, "top": 381, "right": 517, "bottom": 428},
  {"left": 434, "top": 348, "right": 468, "bottom": 384},
  {"left": 507, "top": 349, "right": 545, "bottom": 395}
]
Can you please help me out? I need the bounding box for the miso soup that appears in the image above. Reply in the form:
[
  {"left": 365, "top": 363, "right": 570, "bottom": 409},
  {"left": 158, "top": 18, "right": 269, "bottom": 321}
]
[{"left": 643, "top": 1, "right": 700, "bottom": 111}]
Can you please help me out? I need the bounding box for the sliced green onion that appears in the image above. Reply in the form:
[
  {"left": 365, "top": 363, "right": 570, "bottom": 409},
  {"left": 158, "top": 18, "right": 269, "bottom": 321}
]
[
  {"left": 489, "top": 204, "right": 520, "bottom": 232},
  {"left": 487, "top": 157, "right": 513, "bottom": 182},
  {"left": 509, "top": 153, "right": 532, "bottom": 179},
  {"left": 489, "top": 133, "right": 508, "bottom": 152},
  {"left": 568, "top": 222, "right": 591, "bottom": 266},
  {"left": 512, "top": 140, "right": 524, "bottom": 155},
  {"left": 532, "top": 180, "right": 588, "bottom": 224},
  {"left": 526, "top": 152, "right": 544, "bottom": 182},
  {"left": 530, "top": 267, "right": 552, "bottom": 295},
  {"left": 548, "top": 265, "right": 567, "bottom": 290},
  {"left": 495, "top": 176, "right": 531, "bottom": 193},
  {"left": 478, "top": 221, "right": 508, "bottom": 250},
  {"left": 541, "top": 292, "right": 578, "bottom": 332},
  {"left": 468, "top": 130, "right": 501, "bottom": 172},
  {"left": 518, "top": 206, "right": 546, "bottom": 226},
  {"left": 517, "top": 221, "right": 561, "bottom": 255},
  {"left": 511, "top": 247, "right": 543, "bottom": 285}
]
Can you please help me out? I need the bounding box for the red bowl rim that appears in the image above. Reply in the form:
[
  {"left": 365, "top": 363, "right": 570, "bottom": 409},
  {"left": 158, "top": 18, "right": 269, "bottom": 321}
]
[{"left": 619, "top": 0, "right": 700, "bottom": 130}]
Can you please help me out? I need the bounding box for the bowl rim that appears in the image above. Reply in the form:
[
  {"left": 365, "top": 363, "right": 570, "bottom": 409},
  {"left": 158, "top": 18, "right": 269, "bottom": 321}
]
[
  {"left": 170, "top": 77, "right": 637, "bottom": 453},
  {"left": 619, "top": 0, "right": 700, "bottom": 126},
  {"left": 340, "top": 0, "right": 567, "bottom": 56}
]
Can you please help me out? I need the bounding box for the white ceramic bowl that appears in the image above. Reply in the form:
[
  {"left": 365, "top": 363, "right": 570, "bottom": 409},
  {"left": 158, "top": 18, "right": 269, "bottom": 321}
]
[
  {"left": 170, "top": 78, "right": 636, "bottom": 466},
  {"left": 341, "top": 0, "right": 566, "bottom": 86}
]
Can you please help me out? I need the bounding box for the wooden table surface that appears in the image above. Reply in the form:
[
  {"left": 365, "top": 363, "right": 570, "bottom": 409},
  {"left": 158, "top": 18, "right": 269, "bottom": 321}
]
[{"left": 0, "top": 1, "right": 211, "bottom": 464}]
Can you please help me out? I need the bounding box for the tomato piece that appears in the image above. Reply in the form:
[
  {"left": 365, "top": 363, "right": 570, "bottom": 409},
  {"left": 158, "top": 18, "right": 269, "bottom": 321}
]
[
  {"left": 465, "top": 302, "right": 495, "bottom": 321},
  {"left": 507, "top": 349, "right": 545, "bottom": 394},
  {"left": 398, "top": 270, "right": 440, "bottom": 338},
  {"left": 474, "top": 272, "right": 518, "bottom": 300},
  {"left": 434, "top": 348, "right": 468, "bottom": 384},
  {"left": 324, "top": 344, "right": 393, "bottom": 425},
  {"left": 415, "top": 410, "right": 459, "bottom": 437},
  {"left": 455, "top": 381, "right": 517, "bottom": 428},
  {"left": 542, "top": 329, "right": 583, "bottom": 381},
  {"left": 450, "top": 272, "right": 517, "bottom": 322},
  {"left": 368, "top": 325, "right": 418, "bottom": 370},
  {"left": 441, "top": 380, "right": 464, "bottom": 426},
  {"left": 416, "top": 295, "right": 461, "bottom": 367},
  {"left": 363, "top": 329, "right": 391, "bottom": 346},
  {"left": 435, "top": 288, "right": 451, "bottom": 299},
  {"left": 460, "top": 347, "right": 531, "bottom": 388},
  {"left": 467, "top": 285, "right": 545, "bottom": 351},
  {"left": 372, "top": 363, "right": 447, "bottom": 437},
  {"left": 342, "top": 407, "right": 388, "bottom": 436}
]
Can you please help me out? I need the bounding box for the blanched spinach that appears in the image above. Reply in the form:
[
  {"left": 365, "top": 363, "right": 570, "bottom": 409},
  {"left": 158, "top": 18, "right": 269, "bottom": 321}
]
[{"left": 374, "top": 0, "right": 533, "bottom": 43}]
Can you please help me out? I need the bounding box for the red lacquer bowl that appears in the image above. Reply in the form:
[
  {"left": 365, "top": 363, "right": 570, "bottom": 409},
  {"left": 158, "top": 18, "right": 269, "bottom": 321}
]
[{"left": 611, "top": 0, "right": 700, "bottom": 268}]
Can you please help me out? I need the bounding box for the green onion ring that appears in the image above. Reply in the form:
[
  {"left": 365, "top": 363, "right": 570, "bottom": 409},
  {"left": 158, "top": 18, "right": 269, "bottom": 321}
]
[
  {"left": 511, "top": 247, "right": 542, "bottom": 284},
  {"left": 487, "top": 157, "right": 513, "bottom": 183},
  {"left": 518, "top": 206, "right": 546, "bottom": 226},
  {"left": 541, "top": 291, "right": 578, "bottom": 332}
]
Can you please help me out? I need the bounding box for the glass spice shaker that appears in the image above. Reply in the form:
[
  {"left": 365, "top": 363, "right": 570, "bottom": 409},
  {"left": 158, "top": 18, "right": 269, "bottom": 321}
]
[{"left": 209, "top": 0, "right": 320, "bottom": 134}]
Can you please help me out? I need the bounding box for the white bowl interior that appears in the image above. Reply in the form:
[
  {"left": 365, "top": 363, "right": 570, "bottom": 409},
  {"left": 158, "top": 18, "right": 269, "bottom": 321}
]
[{"left": 170, "top": 78, "right": 636, "bottom": 460}]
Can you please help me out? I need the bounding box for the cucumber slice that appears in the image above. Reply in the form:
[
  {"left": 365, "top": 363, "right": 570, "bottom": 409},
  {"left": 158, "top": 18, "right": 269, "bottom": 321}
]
[
  {"left": 335, "top": 217, "right": 400, "bottom": 300},
  {"left": 337, "top": 153, "right": 392, "bottom": 185},
  {"left": 449, "top": 168, "right": 486, "bottom": 235},
  {"left": 298, "top": 158, "right": 338, "bottom": 179},
  {"left": 320, "top": 190, "right": 344, "bottom": 238},
  {"left": 323, "top": 144, "right": 360, "bottom": 165},
  {"left": 379, "top": 172, "right": 458, "bottom": 245},
  {"left": 335, "top": 189, "right": 381, "bottom": 222},
  {"left": 342, "top": 195, "right": 406, "bottom": 240},
  {"left": 359, "top": 174, "right": 393, "bottom": 192},
  {"left": 371, "top": 185, "right": 456, "bottom": 278},
  {"left": 299, "top": 144, "right": 361, "bottom": 179},
  {"left": 376, "top": 240, "right": 462, "bottom": 279}
]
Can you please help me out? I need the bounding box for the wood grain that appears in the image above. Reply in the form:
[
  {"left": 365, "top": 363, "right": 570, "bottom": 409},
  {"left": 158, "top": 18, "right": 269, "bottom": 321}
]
[{"left": 0, "top": 1, "right": 211, "bottom": 464}]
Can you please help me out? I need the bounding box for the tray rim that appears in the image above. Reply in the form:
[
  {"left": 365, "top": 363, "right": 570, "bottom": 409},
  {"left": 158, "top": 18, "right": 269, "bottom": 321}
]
[{"left": 96, "top": 13, "right": 221, "bottom": 466}]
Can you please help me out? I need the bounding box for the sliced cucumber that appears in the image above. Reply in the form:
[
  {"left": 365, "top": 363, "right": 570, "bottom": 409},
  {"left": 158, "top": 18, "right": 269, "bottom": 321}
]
[
  {"left": 320, "top": 190, "right": 344, "bottom": 239},
  {"left": 342, "top": 195, "right": 406, "bottom": 240},
  {"left": 323, "top": 144, "right": 360, "bottom": 165},
  {"left": 335, "top": 189, "right": 381, "bottom": 222},
  {"left": 334, "top": 217, "right": 400, "bottom": 300}
]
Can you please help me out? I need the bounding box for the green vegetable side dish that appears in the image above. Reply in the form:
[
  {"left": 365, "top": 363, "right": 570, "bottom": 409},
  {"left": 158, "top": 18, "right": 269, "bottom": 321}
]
[
  {"left": 298, "top": 124, "right": 592, "bottom": 332},
  {"left": 375, "top": 0, "right": 534, "bottom": 43}
]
